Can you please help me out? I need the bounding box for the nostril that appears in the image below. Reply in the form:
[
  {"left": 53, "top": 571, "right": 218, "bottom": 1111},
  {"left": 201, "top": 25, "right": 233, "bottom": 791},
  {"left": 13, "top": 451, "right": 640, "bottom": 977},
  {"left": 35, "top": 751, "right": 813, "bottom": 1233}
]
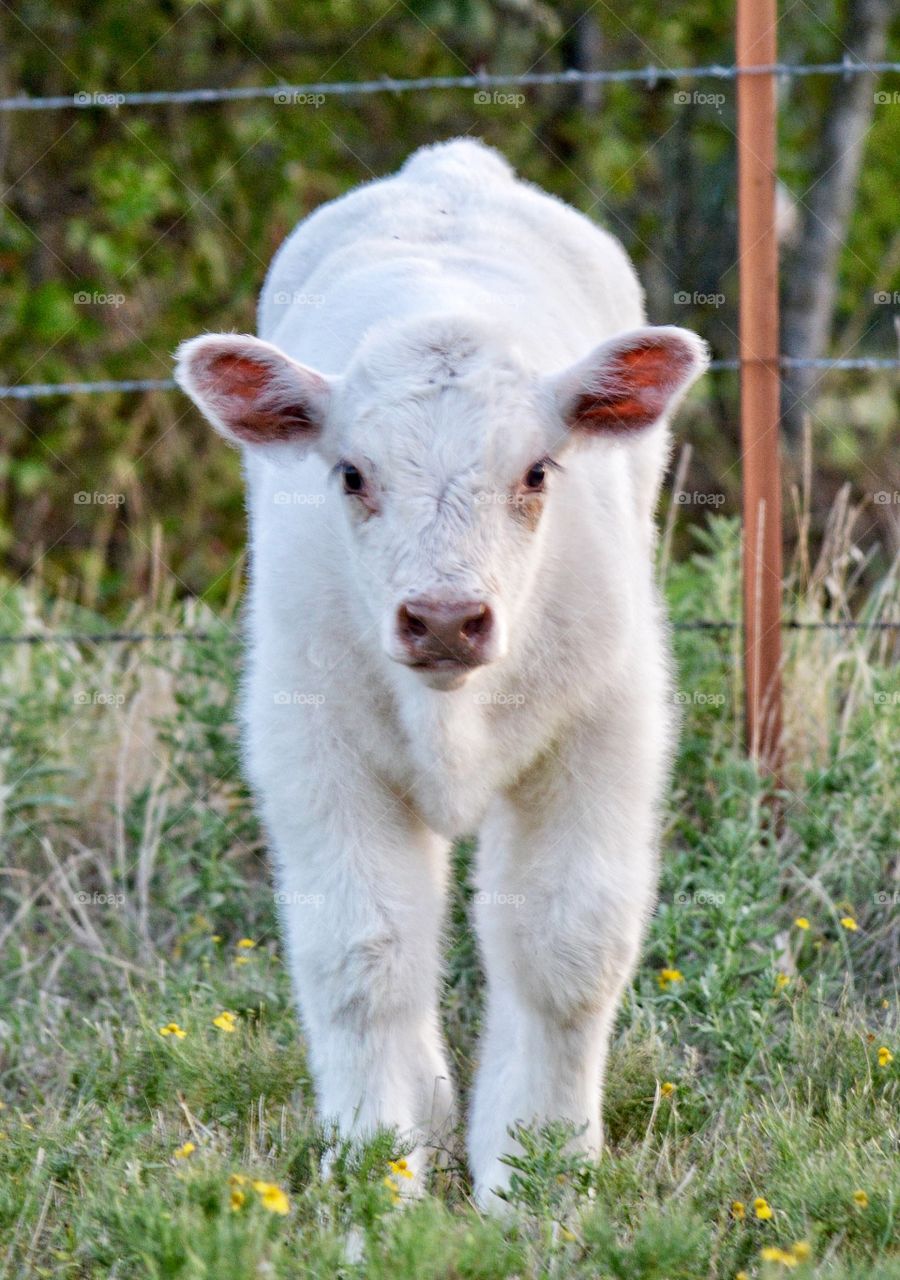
[
  {"left": 462, "top": 606, "right": 491, "bottom": 641},
  {"left": 399, "top": 606, "right": 428, "bottom": 639}
]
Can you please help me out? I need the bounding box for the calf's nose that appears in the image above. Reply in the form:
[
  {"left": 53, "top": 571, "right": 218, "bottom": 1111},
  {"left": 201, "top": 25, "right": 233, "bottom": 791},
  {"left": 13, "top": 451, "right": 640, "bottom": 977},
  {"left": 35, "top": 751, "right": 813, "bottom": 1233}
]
[{"left": 397, "top": 598, "right": 494, "bottom": 665}]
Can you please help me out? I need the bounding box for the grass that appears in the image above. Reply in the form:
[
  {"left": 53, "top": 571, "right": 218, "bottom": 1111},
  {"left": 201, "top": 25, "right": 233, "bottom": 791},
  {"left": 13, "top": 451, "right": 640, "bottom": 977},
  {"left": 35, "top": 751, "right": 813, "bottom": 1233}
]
[{"left": 0, "top": 511, "right": 898, "bottom": 1279}]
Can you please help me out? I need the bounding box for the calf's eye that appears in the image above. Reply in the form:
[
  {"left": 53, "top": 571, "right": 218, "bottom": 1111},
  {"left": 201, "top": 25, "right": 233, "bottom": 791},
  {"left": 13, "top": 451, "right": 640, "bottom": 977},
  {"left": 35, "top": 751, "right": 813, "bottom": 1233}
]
[
  {"left": 341, "top": 463, "right": 365, "bottom": 495},
  {"left": 523, "top": 462, "right": 546, "bottom": 491}
]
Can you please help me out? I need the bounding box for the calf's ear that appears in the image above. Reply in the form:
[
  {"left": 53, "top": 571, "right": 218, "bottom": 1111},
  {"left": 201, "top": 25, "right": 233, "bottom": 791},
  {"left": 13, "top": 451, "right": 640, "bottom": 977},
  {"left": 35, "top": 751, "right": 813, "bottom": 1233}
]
[
  {"left": 548, "top": 326, "right": 708, "bottom": 437},
  {"left": 174, "top": 334, "right": 334, "bottom": 455}
]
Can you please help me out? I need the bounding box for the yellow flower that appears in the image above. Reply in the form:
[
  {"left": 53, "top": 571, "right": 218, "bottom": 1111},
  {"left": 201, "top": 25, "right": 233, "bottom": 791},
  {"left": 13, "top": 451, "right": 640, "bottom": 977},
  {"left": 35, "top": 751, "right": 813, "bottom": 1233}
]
[
  {"left": 760, "top": 1245, "right": 797, "bottom": 1267},
  {"left": 211, "top": 935, "right": 222, "bottom": 943},
  {"left": 731, "top": 1200, "right": 746, "bottom": 1220},
  {"left": 853, "top": 1189, "right": 869, "bottom": 1208},
  {"left": 159, "top": 1022, "right": 187, "bottom": 1039},
  {"left": 237, "top": 938, "right": 256, "bottom": 949},
  {"left": 658, "top": 968, "right": 684, "bottom": 990},
  {"left": 839, "top": 916, "right": 858, "bottom": 932},
  {"left": 174, "top": 1141, "right": 196, "bottom": 1160},
  {"left": 382, "top": 1175, "right": 402, "bottom": 1205},
  {"left": 775, "top": 973, "right": 791, "bottom": 991},
  {"left": 388, "top": 1158, "right": 414, "bottom": 1180},
  {"left": 794, "top": 917, "right": 810, "bottom": 930},
  {"left": 877, "top": 1046, "right": 893, "bottom": 1067},
  {"left": 790, "top": 1241, "right": 812, "bottom": 1261},
  {"left": 229, "top": 1173, "right": 248, "bottom": 1186},
  {"left": 230, "top": 1188, "right": 246, "bottom": 1211},
  {"left": 754, "top": 1196, "right": 773, "bottom": 1220},
  {"left": 660, "top": 1081, "right": 676, "bottom": 1097},
  {"left": 234, "top": 956, "right": 250, "bottom": 966},
  {"left": 736, "top": 1272, "right": 749, "bottom": 1280},
  {"left": 213, "top": 1011, "right": 237, "bottom": 1033},
  {"left": 251, "top": 1180, "right": 290, "bottom": 1215}
]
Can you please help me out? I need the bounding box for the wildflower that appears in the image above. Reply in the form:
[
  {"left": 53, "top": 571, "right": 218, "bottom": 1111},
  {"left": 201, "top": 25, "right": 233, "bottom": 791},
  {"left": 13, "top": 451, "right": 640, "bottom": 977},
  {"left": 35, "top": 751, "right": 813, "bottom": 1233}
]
[
  {"left": 754, "top": 1196, "right": 773, "bottom": 1220},
  {"left": 775, "top": 973, "right": 791, "bottom": 991},
  {"left": 731, "top": 1200, "right": 746, "bottom": 1220},
  {"left": 736, "top": 1272, "right": 749, "bottom": 1280},
  {"left": 251, "top": 1180, "right": 290, "bottom": 1215},
  {"left": 382, "top": 1175, "right": 401, "bottom": 1205},
  {"left": 794, "top": 917, "right": 810, "bottom": 930},
  {"left": 174, "top": 1141, "right": 196, "bottom": 1160},
  {"left": 237, "top": 938, "right": 256, "bottom": 949},
  {"left": 660, "top": 1081, "right": 676, "bottom": 1097},
  {"left": 877, "top": 1046, "right": 893, "bottom": 1067},
  {"left": 790, "top": 1241, "right": 812, "bottom": 1261},
  {"left": 159, "top": 1022, "right": 187, "bottom": 1039},
  {"left": 853, "top": 1189, "right": 869, "bottom": 1208},
  {"left": 213, "top": 1011, "right": 237, "bottom": 1033},
  {"left": 658, "top": 968, "right": 684, "bottom": 990},
  {"left": 839, "top": 916, "right": 858, "bottom": 932},
  {"left": 229, "top": 1173, "right": 248, "bottom": 1186},
  {"left": 230, "top": 1188, "right": 246, "bottom": 1211},
  {"left": 760, "top": 1245, "right": 797, "bottom": 1267},
  {"left": 234, "top": 956, "right": 250, "bottom": 966},
  {"left": 211, "top": 934, "right": 222, "bottom": 943},
  {"left": 388, "top": 1158, "right": 414, "bottom": 1180}
]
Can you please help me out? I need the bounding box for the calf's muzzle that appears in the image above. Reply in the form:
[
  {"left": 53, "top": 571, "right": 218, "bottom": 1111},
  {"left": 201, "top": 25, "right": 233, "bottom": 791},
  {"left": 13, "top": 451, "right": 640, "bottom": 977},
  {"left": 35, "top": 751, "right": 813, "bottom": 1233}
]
[{"left": 396, "top": 598, "right": 495, "bottom": 669}]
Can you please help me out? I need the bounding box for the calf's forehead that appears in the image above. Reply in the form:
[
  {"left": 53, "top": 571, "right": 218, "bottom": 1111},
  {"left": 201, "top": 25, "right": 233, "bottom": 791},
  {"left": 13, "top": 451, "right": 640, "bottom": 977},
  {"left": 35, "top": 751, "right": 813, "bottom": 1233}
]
[{"left": 337, "top": 358, "right": 548, "bottom": 481}]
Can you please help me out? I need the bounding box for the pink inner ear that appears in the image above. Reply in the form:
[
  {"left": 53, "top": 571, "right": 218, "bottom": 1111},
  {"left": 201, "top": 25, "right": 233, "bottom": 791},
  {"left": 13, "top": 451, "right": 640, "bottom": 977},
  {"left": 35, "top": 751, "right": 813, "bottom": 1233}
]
[
  {"left": 207, "top": 353, "right": 274, "bottom": 401},
  {"left": 572, "top": 341, "right": 693, "bottom": 433},
  {"left": 202, "top": 351, "right": 316, "bottom": 444}
]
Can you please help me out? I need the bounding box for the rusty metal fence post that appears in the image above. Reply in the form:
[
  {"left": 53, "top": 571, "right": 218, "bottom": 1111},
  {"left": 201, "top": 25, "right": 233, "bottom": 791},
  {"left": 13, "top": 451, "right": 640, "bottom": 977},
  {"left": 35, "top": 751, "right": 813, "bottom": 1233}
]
[{"left": 737, "top": 0, "right": 784, "bottom": 777}]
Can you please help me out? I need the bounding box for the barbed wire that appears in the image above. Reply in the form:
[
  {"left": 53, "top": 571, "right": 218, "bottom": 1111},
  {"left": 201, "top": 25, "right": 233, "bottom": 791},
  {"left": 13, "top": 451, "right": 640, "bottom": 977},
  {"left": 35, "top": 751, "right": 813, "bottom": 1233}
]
[
  {"left": 0, "top": 620, "right": 897, "bottom": 646},
  {"left": 2, "top": 59, "right": 900, "bottom": 112},
  {"left": 1, "top": 356, "right": 897, "bottom": 401},
  {"left": 0, "top": 378, "right": 177, "bottom": 400}
]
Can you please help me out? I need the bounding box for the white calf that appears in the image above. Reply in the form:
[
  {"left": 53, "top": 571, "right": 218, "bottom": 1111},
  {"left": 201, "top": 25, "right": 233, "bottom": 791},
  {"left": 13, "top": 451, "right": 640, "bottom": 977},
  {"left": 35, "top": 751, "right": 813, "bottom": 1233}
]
[{"left": 175, "top": 139, "right": 707, "bottom": 1207}]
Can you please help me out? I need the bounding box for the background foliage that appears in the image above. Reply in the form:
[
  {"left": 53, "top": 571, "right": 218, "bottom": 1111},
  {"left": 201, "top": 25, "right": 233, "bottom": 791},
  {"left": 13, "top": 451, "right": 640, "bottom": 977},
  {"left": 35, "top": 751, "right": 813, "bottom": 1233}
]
[{"left": 1, "top": 0, "right": 898, "bottom": 612}]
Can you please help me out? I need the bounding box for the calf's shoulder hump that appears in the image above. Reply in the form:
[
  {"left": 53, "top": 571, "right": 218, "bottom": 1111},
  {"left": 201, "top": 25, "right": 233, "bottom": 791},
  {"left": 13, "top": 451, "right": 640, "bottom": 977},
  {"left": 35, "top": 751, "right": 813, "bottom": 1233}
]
[{"left": 399, "top": 138, "right": 515, "bottom": 185}]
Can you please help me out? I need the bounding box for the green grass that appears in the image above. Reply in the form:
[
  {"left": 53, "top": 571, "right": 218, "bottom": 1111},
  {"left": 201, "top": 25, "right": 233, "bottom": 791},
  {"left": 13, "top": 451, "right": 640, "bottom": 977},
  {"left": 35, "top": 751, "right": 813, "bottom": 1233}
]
[{"left": 0, "top": 516, "right": 898, "bottom": 1278}]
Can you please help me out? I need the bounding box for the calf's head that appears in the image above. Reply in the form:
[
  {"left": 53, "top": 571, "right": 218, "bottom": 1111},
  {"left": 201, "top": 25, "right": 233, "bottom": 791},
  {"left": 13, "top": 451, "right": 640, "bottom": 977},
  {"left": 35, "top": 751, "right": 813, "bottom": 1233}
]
[{"left": 176, "top": 318, "right": 706, "bottom": 689}]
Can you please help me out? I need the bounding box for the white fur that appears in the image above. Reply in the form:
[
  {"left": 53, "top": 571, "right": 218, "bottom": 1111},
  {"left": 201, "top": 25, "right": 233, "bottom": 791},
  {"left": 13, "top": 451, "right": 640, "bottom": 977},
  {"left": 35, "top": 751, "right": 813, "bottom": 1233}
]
[{"left": 174, "top": 139, "right": 707, "bottom": 1207}]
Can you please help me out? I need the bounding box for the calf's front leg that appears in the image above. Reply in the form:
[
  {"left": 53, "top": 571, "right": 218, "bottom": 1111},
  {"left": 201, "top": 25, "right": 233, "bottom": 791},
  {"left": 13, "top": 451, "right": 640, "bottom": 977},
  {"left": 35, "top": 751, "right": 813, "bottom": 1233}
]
[
  {"left": 468, "top": 720, "right": 662, "bottom": 1208},
  {"left": 261, "top": 760, "right": 455, "bottom": 1180}
]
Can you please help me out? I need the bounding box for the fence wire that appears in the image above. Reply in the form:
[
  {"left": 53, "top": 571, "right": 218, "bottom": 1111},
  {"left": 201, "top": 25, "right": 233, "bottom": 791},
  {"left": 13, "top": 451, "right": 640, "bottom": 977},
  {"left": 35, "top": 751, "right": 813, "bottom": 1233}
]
[
  {"left": 1, "top": 357, "right": 897, "bottom": 402},
  {"left": 2, "top": 58, "right": 900, "bottom": 112},
  {"left": 0, "top": 620, "right": 897, "bottom": 646}
]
